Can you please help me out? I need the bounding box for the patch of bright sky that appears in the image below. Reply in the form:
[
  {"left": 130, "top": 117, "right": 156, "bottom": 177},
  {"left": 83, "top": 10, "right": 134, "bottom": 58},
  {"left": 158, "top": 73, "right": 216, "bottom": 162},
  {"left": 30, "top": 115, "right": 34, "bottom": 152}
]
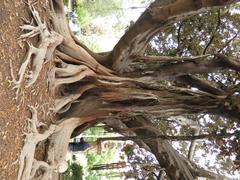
[{"left": 230, "top": 2, "right": 240, "bottom": 14}]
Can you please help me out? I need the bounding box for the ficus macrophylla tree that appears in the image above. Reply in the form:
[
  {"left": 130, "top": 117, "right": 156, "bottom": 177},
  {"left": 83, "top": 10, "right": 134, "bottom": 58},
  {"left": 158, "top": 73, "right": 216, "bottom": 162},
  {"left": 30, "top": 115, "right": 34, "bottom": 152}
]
[{"left": 13, "top": 0, "right": 240, "bottom": 180}]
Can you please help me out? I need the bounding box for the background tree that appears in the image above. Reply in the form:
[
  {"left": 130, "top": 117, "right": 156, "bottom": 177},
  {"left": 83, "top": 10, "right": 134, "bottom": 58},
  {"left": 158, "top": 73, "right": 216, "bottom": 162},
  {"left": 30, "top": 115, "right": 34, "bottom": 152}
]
[{"left": 64, "top": 155, "right": 83, "bottom": 180}]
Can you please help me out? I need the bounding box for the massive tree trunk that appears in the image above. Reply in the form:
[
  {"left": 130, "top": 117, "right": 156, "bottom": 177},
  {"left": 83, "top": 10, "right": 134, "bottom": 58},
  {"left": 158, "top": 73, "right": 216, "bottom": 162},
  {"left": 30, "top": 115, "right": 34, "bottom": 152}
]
[{"left": 13, "top": 0, "right": 240, "bottom": 180}]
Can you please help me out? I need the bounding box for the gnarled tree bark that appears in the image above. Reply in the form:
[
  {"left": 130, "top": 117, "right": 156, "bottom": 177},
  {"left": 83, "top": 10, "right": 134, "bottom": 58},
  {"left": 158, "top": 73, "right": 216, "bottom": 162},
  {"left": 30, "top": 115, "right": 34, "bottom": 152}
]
[{"left": 13, "top": 0, "right": 240, "bottom": 179}]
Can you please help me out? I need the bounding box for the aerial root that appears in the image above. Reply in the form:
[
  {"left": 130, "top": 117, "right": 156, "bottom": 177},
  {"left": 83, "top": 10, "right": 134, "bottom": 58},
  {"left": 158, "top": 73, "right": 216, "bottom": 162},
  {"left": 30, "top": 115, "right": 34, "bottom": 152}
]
[
  {"left": 17, "top": 106, "right": 58, "bottom": 180},
  {"left": 54, "top": 94, "right": 81, "bottom": 113},
  {"left": 55, "top": 64, "right": 95, "bottom": 86},
  {"left": 10, "top": 3, "right": 63, "bottom": 99},
  {"left": 48, "top": 62, "right": 96, "bottom": 93}
]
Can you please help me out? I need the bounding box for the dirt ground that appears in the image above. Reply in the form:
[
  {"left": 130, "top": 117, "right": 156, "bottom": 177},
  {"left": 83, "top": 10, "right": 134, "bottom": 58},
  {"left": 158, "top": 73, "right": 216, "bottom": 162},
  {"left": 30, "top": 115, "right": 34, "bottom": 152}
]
[{"left": 0, "top": 1, "right": 55, "bottom": 179}]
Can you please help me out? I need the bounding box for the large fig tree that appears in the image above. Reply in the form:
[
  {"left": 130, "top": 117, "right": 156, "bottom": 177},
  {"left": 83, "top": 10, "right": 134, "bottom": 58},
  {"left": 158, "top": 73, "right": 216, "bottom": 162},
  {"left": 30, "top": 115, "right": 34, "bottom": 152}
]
[{"left": 12, "top": 0, "right": 240, "bottom": 179}]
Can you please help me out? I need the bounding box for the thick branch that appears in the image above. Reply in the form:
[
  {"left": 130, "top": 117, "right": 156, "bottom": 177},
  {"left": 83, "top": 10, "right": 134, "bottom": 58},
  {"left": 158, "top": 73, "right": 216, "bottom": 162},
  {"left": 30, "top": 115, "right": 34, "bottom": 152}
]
[
  {"left": 110, "top": 0, "right": 237, "bottom": 72},
  {"left": 131, "top": 54, "right": 240, "bottom": 80},
  {"left": 177, "top": 75, "right": 225, "bottom": 95},
  {"left": 97, "top": 130, "right": 239, "bottom": 142},
  {"left": 187, "top": 127, "right": 201, "bottom": 160},
  {"left": 186, "top": 159, "right": 233, "bottom": 180}
]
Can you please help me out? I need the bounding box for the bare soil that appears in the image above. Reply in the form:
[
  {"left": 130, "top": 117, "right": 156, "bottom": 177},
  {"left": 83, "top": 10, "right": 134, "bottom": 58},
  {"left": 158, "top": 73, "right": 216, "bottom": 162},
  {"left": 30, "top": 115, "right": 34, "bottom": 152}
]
[{"left": 0, "top": 1, "right": 55, "bottom": 179}]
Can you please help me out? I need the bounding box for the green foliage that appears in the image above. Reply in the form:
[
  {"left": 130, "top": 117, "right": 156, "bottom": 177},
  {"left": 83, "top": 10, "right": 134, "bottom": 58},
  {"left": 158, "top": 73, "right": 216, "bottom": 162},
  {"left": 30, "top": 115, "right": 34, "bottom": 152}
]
[
  {"left": 76, "top": 3, "right": 90, "bottom": 28},
  {"left": 64, "top": 161, "right": 83, "bottom": 180},
  {"left": 74, "top": 0, "right": 124, "bottom": 51},
  {"left": 78, "top": 35, "right": 103, "bottom": 52},
  {"left": 80, "top": 126, "right": 119, "bottom": 179},
  {"left": 86, "top": 149, "right": 116, "bottom": 180},
  {"left": 76, "top": 0, "right": 123, "bottom": 28},
  {"left": 82, "top": 126, "right": 106, "bottom": 142},
  {"left": 150, "top": 7, "right": 240, "bottom": 57},
  {"left": 87, "top": 148, "right": 116, "bottom": 165},
  {"left": 63, "top": 0, "right": 68, "bottom": 5}
]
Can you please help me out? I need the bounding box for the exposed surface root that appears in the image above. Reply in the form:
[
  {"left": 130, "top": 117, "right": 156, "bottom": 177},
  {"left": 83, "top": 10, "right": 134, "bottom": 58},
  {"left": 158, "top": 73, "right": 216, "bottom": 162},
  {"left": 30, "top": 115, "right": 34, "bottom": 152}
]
[
  {"left": 11, "top": 3, "right": 63, "bottom": 99},
  {"left": 55, "top": 64, "right": 95, "bottom": 87},
  {"left": 17, "top": 114, "right": 82, "bottom": 180},
  {"left": 17, "top": 106, "right": 58, "bottom": 180},
  {"left": 47, "top": 59, "right": 97, "bottom": 94}
]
